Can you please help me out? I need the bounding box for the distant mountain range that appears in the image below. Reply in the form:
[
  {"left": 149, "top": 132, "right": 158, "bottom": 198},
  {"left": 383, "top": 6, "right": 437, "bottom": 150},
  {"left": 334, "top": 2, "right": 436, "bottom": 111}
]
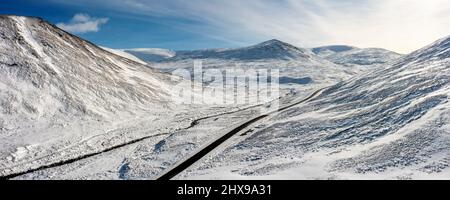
[
  {"left": 109, "top": 39, "right": 401, "bottom": 96},
  {"left": 166, "top": 39, "right": 311, "bottom": 61},
  {"left": 104, "top": 40, "right": 402, "bottom": 68},
  {"left": 143, "top": 39, "right": 368, "bottom": 95}
]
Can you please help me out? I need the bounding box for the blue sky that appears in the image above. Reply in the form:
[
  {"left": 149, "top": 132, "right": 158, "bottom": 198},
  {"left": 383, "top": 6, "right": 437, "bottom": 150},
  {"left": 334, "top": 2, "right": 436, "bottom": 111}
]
[
  {"left": 1, "top": 0, "right": 450, "bottom": 53},
  {"left": 0, "top": 0, "right": 241, "bottom": 50}
]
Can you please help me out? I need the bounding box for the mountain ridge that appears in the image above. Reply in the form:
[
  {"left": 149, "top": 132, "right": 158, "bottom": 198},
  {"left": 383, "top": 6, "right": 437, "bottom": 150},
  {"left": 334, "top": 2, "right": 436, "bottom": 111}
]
[{"left": 164, "top": 39, "right": 311, "bottom": 61}]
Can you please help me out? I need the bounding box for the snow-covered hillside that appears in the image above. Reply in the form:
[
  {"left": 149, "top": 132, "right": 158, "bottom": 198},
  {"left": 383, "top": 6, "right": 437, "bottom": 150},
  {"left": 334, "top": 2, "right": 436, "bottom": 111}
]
[
  {"left": 0, "top": 15, "right": 236, "bottom": 178},
  {"left": 312, "top": 45, "right": 402, "bottom": 67},
  {"left": 180, "top": 36, "right": 450, "bottom": 180},
  {"left": 168, "top": 39, "right": 310, "bottom": 61}
]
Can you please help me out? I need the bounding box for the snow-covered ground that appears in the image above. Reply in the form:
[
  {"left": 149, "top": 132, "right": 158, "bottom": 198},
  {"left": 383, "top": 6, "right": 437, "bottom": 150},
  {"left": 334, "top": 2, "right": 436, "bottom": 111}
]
[
  {"left": 2, "top": 15, "right": 448, "bottom": 180},
  {"left": 12, "top": 104, "right": 267, "bottom": 179}
]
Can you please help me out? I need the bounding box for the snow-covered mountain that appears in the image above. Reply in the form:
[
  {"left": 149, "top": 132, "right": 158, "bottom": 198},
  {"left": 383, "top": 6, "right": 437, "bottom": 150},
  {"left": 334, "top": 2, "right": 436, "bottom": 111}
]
[
  {"left": 107, "top": 42, "right": 402, "bottom": 69},
  {"left": 0, "top": 16, "right": 176, "bottom": 122},
  {"left": 181, "top": 36, "right": 450, "bottom": 179},
  {"left": 168, "top": 39, "right": 310, "bottom": 61},
  {"left": 153, "top": 39, "right": 370, "bottom": 101},
  {"left": 312, "top": 45, "right": 402, "bottom": 67},
  {"left": 0, "top": 15, "right": 213, "bottom": 177},
  {"left": 106, "top": 40, "right": 313, "bottom": 63}
]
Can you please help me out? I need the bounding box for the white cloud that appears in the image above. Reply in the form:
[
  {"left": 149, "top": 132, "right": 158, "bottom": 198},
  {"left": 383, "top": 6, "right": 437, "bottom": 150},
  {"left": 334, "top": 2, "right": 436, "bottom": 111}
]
[
  {"left": 51, "top": 0, "right": 450, "bottom": 53},
  {"left": 56, "top": 13, "right": 109, "bottom": 34}
]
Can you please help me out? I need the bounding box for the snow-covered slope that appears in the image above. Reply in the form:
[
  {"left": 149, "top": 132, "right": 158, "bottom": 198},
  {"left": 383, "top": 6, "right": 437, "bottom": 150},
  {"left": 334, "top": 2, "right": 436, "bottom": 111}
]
[
  {"left": 312, "top": 45, "right": 402, "bottom": 67},
  {"left": 0, "top": 15, "right": 176, "bottom": 122},
  {"left": 180, "top": 36, "right": 450, "bottom": 179},
  {"left": 0, "top": 15, "right": 203, "bottom": 177}
]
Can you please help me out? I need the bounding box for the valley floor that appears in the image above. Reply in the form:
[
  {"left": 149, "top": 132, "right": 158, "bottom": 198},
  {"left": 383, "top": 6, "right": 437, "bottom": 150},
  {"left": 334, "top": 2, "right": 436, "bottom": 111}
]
[
  {"left": 6, "top": 87, "right": 316, "bottom": 180},
  {"left": 6, "top": 81, "right": 450, "bottom": 180}
]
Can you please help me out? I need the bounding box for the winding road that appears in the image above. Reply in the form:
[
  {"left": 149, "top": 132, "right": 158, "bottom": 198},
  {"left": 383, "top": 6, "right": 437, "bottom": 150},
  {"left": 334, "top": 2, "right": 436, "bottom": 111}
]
[{"left": 156, "top": 87, "right": 327, "bottom": 180}]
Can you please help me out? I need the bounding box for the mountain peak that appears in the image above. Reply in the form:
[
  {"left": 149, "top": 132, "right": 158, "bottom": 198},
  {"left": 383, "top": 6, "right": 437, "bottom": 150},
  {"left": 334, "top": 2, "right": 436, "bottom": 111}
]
[
  {"left": 256, "top": 39, "right": 285, "bottom": 46},
  {"left": 166, "top": 39, "right": 310, "bottom": 61},
  {"left": 252, "top": 39, "right": 298, "bottom": 49}
]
